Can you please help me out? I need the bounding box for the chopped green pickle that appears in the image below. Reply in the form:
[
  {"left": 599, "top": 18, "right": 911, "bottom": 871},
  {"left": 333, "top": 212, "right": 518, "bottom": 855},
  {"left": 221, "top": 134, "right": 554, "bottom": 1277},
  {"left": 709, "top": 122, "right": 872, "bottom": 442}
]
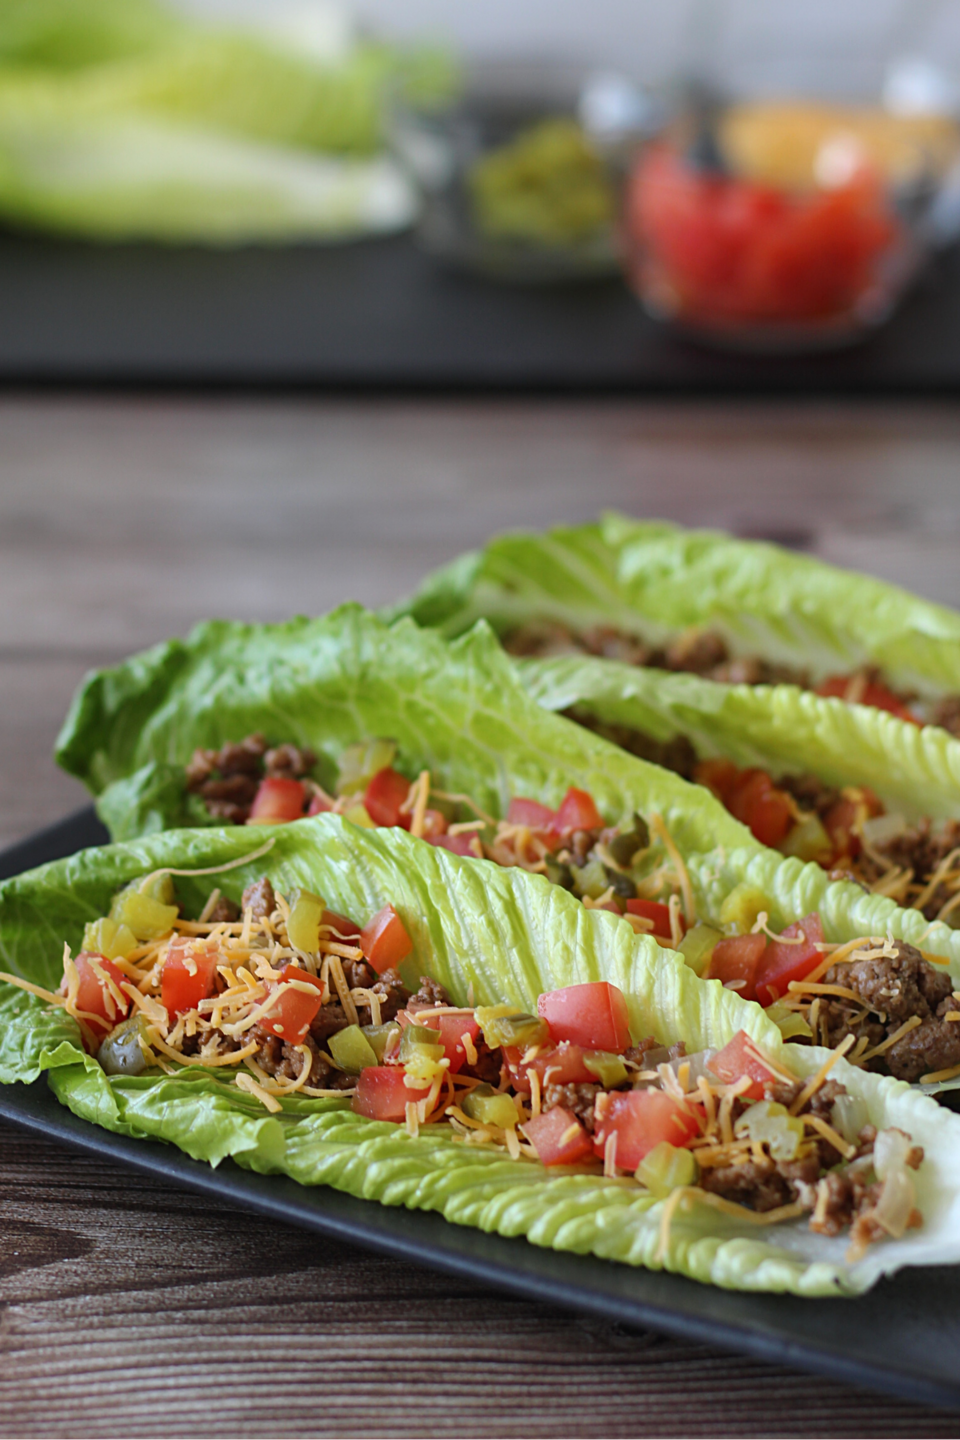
[
  {"left": 461, "top": 1084, "right": 519, "bottom": 1130},
  {"left": 110, "top": 888, "right": 179, "bottom": 942},
  {"left": 476, "top": 1008, "right": 549, "bottom": 1049},
  {"left": 570, "top": 858, "right": 609, "bottom": 900},
  {"left": 734, "top": 1100, "right": 804, "bottom": 1161},
  {"left": 583, "top": 1051, "right": 628, "bottom": 1088},
  {"left": 469, "top": 118, "right": 615, "bottom": 247},
  {"left": 342, "top": 803, "right": 376, "bottom": 829},
  {"left": 336, "top": 737, "right": 397, "bottom": 795},
  {"left": 286, "top": 889, "right": 326, "bottom": 954},
  {"left": 606, "top": 814, "right": 650, "bottom": 868},
  {"left": 361, "top": 1021, "right": 400, "bottom": 1061},
  {"left": 764, "top": 1001, "right": 813, "bottom": 1042},
  {"left": 718, "top": 883, "right": 771, "bottom": 934},
  {"left": 97, "top": 1016, "right": 152, "bottom": 1077},
  {"left": 678, "top": 923, "right": 722, "bottom": 977},
  {"left": 328, "top": 1024, "right": 379, "bottom": 1073},
  {"left": 780, "top": 813, "right": 833, "bottom": 865},
  {"left": 636, "top": 1141, "right": 698, "bottom": 1196},
  {"left": 399, "top": 1023, "right": 444, "bottom": 1064},
  {"left": 82, "top": 916, "right": 137, "bottom": 961}
]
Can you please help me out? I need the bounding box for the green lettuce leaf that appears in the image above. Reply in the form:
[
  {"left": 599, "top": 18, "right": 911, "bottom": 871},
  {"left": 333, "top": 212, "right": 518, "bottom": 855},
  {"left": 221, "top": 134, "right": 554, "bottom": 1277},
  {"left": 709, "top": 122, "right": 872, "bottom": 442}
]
[
  {"left": 4, "top": 812, "right": 960, "bottom": 1296},
  {"left": 387, "top": 513, "right": 960, "bottom": 700},
  {"left": 54, "top": 606, "right": 960, "bottom": 970}
]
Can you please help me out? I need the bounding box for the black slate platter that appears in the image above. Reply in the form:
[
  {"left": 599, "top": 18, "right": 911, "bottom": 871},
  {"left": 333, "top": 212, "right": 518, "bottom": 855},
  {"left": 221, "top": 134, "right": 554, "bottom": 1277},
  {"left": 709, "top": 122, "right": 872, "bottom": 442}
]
[
  {"left": 2, "top": 807, "right": 960, "bottom": 1412},
  {"left": 2, "top": 228, "right": 960, "bottom": 392}
]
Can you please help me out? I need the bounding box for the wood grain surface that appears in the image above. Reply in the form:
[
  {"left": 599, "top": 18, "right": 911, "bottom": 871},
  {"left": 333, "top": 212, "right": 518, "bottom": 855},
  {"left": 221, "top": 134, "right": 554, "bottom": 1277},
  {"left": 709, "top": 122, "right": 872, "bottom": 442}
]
[{"left": 4, "top": 395, "right": 960, "bottom": 1438}]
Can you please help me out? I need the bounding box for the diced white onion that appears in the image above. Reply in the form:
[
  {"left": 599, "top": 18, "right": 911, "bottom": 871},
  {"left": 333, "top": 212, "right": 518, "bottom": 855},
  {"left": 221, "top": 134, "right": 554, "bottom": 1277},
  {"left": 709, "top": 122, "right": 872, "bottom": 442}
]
[{"left": 872, "top": 1168, "right": 916, "bottom": 1238}]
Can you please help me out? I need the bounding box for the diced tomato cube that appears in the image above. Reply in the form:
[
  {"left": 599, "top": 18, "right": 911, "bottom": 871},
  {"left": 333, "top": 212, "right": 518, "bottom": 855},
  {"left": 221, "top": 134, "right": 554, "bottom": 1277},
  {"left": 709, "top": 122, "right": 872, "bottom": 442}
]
[
  {"left": 822, "top": 787, "right": 883, "bottom": 861},
  {"left": 709, "top": 1029, "right": 780, "bottom": 1100},
  {"left": 537, "top": 981, "right": 631, "bottom": 1053},
  {"left": 706, "top": 933, "right": 767, "bottom": 1002},
  {"left": 694, "top": 757, "right": 741, "bottom": 805},
  {"left": 625, "top": 898, "right": 683, "bottom": 941},
  {"left": 549, "top": 787, "right": 604, "bottom": 837},
  {"left": 431, "top": 831, "right": 480, "bottom": 857},
  {"left": 161, "top": 938, "right": 220, "bottom": 1018},
  {"left": 306, "top": 792, "right": 334, "bottom": 816},
  {"left": 754, "top": 913, "right": 825, "bottom": 1007},
  {"left": 321, "top": 909, "right": 362, "bottom": 943},
  {"left": 816, "top": 676, "right": 919, "bottom": 725},
  {"left": 418, "top": 1011, "right": 481, "bottom": 1074},
  {"left": 363, "top": 768, "right": 412, "bottom": 828},
  {"left": 593, "top": 1089, "right": 700, "bottom": 1169},
  {"left": 259, "top": 962, "right": 324, "bottom": 1044},
  {"left": 522, "top": 1106, "right": 594, "bottom": 1166},
  {"left": 360, "top": 904, "right": 412, "bottom": 974},
  {"left": 74, "top": 952, "right": 131, "bottom": 1040},
  {"left": 352, "top": 1065, "right": 431, "bottom": 1121},
  {"left": 248, "top": 777, "right": 306, "bottom": 825},
  {"left": 502, "top": 1041, "right": 593, "bottom": 1094},
  {"left": 727, "top": 769, "right": 793, "bottom": 848},
  {"left": 507, "top": 797, "right": 557, "bottom": 830}
]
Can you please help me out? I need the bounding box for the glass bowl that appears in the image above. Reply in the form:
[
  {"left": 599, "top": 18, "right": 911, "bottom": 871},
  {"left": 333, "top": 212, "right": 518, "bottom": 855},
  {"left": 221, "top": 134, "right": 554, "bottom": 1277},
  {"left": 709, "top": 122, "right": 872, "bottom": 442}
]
[{"left": 622, "top": 96, "right": 960, "bottom": 351}]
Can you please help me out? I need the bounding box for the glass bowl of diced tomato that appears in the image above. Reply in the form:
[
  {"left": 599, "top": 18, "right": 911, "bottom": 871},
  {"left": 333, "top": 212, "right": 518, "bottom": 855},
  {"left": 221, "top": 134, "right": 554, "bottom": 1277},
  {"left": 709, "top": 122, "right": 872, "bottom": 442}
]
[{"left": 624, "top": 99, "right": 960, "bottom": 350}]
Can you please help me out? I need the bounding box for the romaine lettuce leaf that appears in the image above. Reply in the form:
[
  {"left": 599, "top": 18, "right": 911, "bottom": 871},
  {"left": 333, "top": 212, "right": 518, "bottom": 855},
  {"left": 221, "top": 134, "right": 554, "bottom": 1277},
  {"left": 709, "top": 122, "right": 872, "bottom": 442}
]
[
  {"left": 387, "top": 513, "right": 960, "bottom": 699},
  {"left": 54, "top": 606, "right": 960, "bottom": 970},
  {"left": 4, "top": 811, "right": 960, "bottom": 1297}
]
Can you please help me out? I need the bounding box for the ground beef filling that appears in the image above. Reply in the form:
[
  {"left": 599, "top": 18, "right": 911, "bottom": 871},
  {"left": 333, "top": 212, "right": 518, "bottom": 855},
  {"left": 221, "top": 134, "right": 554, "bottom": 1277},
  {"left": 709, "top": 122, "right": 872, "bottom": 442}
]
[
  {"left": 186, "top": 733, "right": 316, "bottom": 824},
  {"left": 816, "top": 941, "right": 960, "bottom": 1083}
]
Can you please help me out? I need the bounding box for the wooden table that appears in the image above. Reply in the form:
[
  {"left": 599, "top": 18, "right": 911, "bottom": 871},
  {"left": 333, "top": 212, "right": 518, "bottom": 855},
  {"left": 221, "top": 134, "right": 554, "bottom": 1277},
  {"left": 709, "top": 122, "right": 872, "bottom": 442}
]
[{"left": 4, "top": 395, "right": 960, "bottom": 1437}]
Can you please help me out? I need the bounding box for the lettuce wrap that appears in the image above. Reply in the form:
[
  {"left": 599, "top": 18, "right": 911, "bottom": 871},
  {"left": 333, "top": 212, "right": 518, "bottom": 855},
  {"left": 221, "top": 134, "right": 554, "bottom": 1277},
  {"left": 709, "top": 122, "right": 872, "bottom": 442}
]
[{"left": 3, "top": 809, "right": 960, "bottom": 1298}]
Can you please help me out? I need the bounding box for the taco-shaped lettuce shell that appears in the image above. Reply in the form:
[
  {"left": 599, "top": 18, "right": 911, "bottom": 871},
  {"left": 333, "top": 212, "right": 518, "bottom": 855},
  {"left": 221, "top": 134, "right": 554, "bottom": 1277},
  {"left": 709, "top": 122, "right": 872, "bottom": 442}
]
[
  {"left": 387, "top": 513, "right": 960, "bottom": 700},
  {"left": 53, "top": 607, "right": 960, "bottom": 969},
  {"left": 3, "top": 811, "right": 960, "bottom": 1298}
]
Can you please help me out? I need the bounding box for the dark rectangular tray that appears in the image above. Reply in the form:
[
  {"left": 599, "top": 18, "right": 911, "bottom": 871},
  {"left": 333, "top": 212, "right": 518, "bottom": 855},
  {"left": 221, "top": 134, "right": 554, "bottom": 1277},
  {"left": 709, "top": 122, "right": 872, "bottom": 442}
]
[
  {"left": 3, "top": 807, "right": 960, "bottom": 1412},
  {"left": 3, "top": 229, "right": 960, "bottom": 393}
]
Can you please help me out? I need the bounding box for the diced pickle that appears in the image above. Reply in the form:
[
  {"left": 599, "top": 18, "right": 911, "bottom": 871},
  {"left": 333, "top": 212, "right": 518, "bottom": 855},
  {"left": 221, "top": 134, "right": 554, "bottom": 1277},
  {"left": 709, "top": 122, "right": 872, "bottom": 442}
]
[
  {"left": 361, "top": 1021, "right": 400, "bottom": 1061},
  {"left": 461, "top": 1084, "right": 519, "bottom": 1130},
  {"left": 342, "top": 803, "right": 376, "bottom": 829},
  {"left": 110, "top": 888, "right": 179, "bottom": 942},
  {"left": 327, "top": 1024, "right": 379, "bottom": 1073},
  {"left": 734, "top": 1100, "right": 804, "bottom": 1160},
  {"left": 286, "top": 889, "right": 326, "bottom": 954},
  {"left": 570, "top": 858, "right": 609, "bottom": 900},
  {"left": 336, "top": 738, "right": 397, "bottom": 796},
  {"left": 603, "top": 866, "right": 637, "bottom": 900},
  {"left": 583, "top": 1051, "right": 628, "bottom": 1088},
  {"left": 607, "top": 814, "right": 650, "bottom": 868},
  {"left": 544, "top": 856, "right": 575, "bottom": 890},
  {"left": 635, "top": 1140, "right": 698, "bottom": 1196},
  {"left": 678, "top": 923, "right": 722, "bottom": 977},
  {"left": 475, "top": 1008, "right": 549, "bottom": 1050},
  {"left": 780, "top": 813, "right": 833, "bottom": 865},
  {"left": 399, "top": 1023, "right": 445, "bottom": 1064},
  {"left": 82, "top": 916, "right": 138, "bottom": 961},
  {"left": 718, "top": 883, "right": 771, "bottom": 934},
  {"left": 765, "top": 1001, "right": 813, "bottom": 1042},
  {"left": 97, "top": 1015, "right": 152, "bottom": 1076}
]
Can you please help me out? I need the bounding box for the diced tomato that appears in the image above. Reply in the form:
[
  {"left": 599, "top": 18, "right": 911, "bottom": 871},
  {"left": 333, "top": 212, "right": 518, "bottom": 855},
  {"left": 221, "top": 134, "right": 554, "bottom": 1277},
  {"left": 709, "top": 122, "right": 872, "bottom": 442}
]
[
  {"left": 418, "top": 1011, "right": 481, "bottom": 1075},
  {"left": 754, "top": 913, "right": 825, "bottom": 1007},
  {"left": 537, "top": 981, "right": 631, "bottom": 1053},
  {"left": 352, "top": 1065, "right": 431, "bottom": 1122},
  {"left": 360, "top": 904, "right": 412, "bottom": 974},
  {"left": 248, "top": 777, "right": 306, "bottom": 824},
  {"left": 816, "top": 676, "right": 919, "bottom": 725},
  {"left": 625, "top": 898, "right": 683, "bottom": 941},
  {"left": 502, "top": 1041, "right": 593, "bottom": 1094},
  {"left": 321, "top": 909, "right": 362, "bottom": 943},
  {"left": 420, "top": 808, "right": 448, "bottom": 841},
  {"left": 706, "top": 933, "right": 767, "bottom": 1002},
  {"left": 822, "top": 787, "right": 884, "bottom": 861},
  {"left": 160, "top": 937, "right": 220, "bottom": 1018},
  {"left": 259, "top": 962, "right": 324, "bottom": 1044},
  {"left": 73, "top": 952, "right": 131, "bottom": 1040},
  {"left": 709, "top": 1029, "right": 780, "bottom": 1100},
  {"left": 549, "top": 787, "right": 604, "bottom": 837},
  {"left": 363, "top": 768, "right": 412, "bottom": 828},
  {"left": 593, "top": 1089, "right": 700, "bottom": 1169},
  {"left": 507, "top": 797, "right": 557, "bottom": 831},
  {"left": 431, "top": 831, "right": 479, "bottom": 857},
  {"left": 727, "top": 769, "right": 794, "bottom": 848},
  {"left": 694, "top": 757, "right": 740, "bottom": 805},
  {"left": 306, "top": 792, "right": 334, "bottom": 816},
  {"left": 522, "top": 1106, "right": 594, "bottom": 1166}
]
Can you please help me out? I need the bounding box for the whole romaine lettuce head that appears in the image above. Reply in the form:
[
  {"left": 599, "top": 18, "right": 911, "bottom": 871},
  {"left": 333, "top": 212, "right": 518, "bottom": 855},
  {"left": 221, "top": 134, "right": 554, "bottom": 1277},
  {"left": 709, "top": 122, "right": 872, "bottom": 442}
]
[
  {"left": 3, "top": 810, "right": 960, "bottom": 1298},
  {"left": 386, "top": 513, "right": 960, "bottom": 700},
  {"left": 54, "top": 606, "right": 960, "bottom": 970}
]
